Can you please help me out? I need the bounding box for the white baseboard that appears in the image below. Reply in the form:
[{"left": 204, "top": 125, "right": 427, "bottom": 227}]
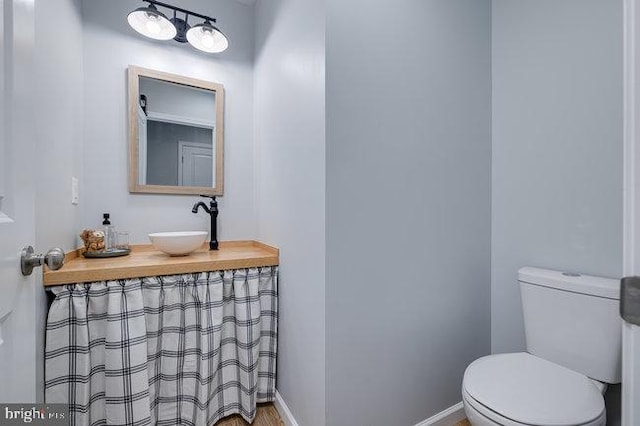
[
  {"left": 415, "top": 402, "right": 466, "bottom": 426},
  {"left": 274, "top": 390, "right": 299, "bottom": 426},
  {"left": 274, "top": 392, "right": 463, "bottom": 426}
]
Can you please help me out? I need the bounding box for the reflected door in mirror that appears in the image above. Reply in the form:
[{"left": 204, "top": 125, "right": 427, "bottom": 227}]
[{"left": 178, "top": 142, "right": 213, "bottom": 187}]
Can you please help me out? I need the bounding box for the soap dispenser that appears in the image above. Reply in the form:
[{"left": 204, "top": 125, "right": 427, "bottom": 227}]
[{"left": 102, "top": 213, "right": 115, "bottom": 250}]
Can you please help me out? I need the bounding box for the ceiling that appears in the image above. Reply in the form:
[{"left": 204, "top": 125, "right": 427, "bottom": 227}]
[{"left": 233, "top": 0, "right": 257, "bottom": 5}]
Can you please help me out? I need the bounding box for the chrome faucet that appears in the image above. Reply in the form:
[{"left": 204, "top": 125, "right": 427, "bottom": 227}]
[{"left": 192, "top": 195, "right": 219, "bottom": 250}]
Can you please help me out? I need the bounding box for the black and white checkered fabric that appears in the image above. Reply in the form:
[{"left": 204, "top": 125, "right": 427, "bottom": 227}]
[{"left": 45, "top": 267, "right": 278, "bottom": 426}]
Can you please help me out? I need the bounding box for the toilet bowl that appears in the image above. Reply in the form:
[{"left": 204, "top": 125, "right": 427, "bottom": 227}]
[
  {"left": 462, "top": 353, "right": 606, "bottom": 426},
  {"left": 461, "top": 267, "right": 620, "bottom": 426}
]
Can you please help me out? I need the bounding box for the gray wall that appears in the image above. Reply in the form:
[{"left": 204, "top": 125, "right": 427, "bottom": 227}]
[
  {"left": 81, "top": 0, "right": 255, "bottom": 242},
  {"left": 326, "top": 1, "right": 492, "bottom": 424},
  {"left": 491, "top": 0, "right": 623, "bottom": 354},
  {"left": 254, "top": 1, "right": 326, "bottom": 425}
]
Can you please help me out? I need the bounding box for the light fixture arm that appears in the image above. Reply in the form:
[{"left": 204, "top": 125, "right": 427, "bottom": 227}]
[{"left": 144, "top": 0, "right": 217, "bottom": 24}]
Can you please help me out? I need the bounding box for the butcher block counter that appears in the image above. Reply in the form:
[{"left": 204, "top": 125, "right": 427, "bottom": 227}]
[{"left": 43, "top": 240, "right": 279, "bottom": 286}]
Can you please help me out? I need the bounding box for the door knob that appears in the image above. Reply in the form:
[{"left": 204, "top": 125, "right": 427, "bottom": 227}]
[
  {"left": 622, "top": 276, "right": 640, "bottom": 326},
  {"left": 20, "top": 246, "right": 65, "bottom": 277}
]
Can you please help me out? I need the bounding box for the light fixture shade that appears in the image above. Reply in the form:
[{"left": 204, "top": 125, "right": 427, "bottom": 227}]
[
  {"left": 127, "top": 4, "right": 177, "bottom": 41},
  {"left": 186, "top": 21, "right": 228, "bottom": 53}
]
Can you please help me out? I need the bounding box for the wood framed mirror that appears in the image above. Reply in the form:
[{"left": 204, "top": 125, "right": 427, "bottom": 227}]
[{"left": 128, "top": 65, "right": 224, "bottom": 195}]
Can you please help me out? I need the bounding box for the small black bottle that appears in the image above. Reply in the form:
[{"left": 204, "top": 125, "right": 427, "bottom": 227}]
[{"left": 103, "top": 213, "right": 115, "bottom": 250}]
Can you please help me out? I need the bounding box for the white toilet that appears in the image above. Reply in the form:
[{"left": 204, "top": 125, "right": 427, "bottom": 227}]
[{"left": 462, "top": 267, "right": 621, "bottom": 426}]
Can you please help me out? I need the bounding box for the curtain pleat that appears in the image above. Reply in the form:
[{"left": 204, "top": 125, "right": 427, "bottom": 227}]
[{"left": 45, "top": 267, "right": 278, "bottom": 426}]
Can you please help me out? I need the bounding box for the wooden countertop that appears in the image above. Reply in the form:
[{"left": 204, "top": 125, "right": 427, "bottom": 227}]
[{"left": 43, "top": 241, "right": 279, "bottom": 286}]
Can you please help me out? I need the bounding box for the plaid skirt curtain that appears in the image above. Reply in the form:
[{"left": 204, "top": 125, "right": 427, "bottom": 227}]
[{"left": 45, "top": 267, "right": 278, "bottom": 426}]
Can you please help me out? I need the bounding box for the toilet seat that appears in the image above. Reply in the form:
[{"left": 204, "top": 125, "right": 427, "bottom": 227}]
[
  {"left": 462, "top": 387, "right": 605, "bottom": 426},
  {"left": 463, "top": 389, "right": 534, "bottom": 426},
  {"left": 462, "top": 353, "right": 605, "bottom": 426}
]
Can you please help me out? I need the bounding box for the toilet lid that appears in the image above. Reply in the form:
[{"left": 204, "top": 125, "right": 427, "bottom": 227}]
[{"left": 463, "top": 353, "right": 604, "bottom": 426}]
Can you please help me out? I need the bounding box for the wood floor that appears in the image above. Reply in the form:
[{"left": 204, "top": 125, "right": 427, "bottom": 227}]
[
  {"left": 213, "top": 403, "right": 470, "bottom": 426},
  {"left": 214, "top": 404, "right": 284, "bottom": 426}
]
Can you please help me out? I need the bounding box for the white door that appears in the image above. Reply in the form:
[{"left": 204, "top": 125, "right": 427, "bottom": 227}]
[
  {"left": 178, "top": 142, "right": 213, "bottom": 187},
  {"left": 622, "top": 322, "right": 640, "bottom": 425},
  {"left": 0, "top": 0, "right": 38, "bottom": 401},
  {"left": 623, "top": 1, "right": 640, "bottom": 424}
]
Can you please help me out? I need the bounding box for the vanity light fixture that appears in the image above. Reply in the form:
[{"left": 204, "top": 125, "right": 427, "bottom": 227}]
[
  {"left": 186, "top": 20, "right": 229, "bottom": 54},
  {"left": 127, "top": 1, "right": 229, "bottom": 53},
  {"left": 127, "top": 3, "right": 176, "bottom": 40}
]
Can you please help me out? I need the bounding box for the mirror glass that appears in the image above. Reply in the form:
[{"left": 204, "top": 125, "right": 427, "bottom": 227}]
[{"left": 129, "top": 66, "right": 224, "bottom": 195}]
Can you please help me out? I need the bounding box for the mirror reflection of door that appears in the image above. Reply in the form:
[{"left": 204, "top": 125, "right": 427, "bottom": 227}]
[
  {"left": 138, "top": 76, "right": 216, "bottom": 187},
  {"left": 145, "top": 120, "right": 214, "bottom": 186},
  {"left": 178, "top": 141, "right": 214, "bottom": 187},
  {"left": 137, "top": 105, "right": 147, "bottom": 184}
]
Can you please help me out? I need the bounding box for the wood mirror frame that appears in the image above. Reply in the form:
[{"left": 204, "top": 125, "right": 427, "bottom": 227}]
[{"left": 128, "top": 65, "right": 224, "bottom": 195}]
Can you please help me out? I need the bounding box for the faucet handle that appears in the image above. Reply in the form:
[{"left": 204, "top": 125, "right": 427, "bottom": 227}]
[{"left": 200, "top": 195, "right": 217, "bottom": 207}]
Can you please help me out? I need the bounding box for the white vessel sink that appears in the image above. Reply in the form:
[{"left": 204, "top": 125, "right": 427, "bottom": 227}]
[{"left": 148, "top": 231, "right": 208, "bottom": 256}]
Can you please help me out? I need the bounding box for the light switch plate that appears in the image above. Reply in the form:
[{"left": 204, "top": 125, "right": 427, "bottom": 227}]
[{"left": 71, "top": 177, "right": 79, "bottom": 205}]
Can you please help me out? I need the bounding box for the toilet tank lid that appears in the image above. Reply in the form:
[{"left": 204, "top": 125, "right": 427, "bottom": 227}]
[{"left": 518, "top": 267, "right": 619, "bottom": 300}]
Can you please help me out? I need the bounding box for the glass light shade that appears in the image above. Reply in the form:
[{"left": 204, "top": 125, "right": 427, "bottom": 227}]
[
  {"left": 186, "top": 21, "right": 228, "bottom": 53},
  {"left": 127, "top": 5, "right": 177, "bottom": 41}
]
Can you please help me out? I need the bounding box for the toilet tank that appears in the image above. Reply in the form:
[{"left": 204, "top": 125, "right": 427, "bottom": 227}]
[{"left": 519, "top": 267, "right": 621, "bottom": 383}]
